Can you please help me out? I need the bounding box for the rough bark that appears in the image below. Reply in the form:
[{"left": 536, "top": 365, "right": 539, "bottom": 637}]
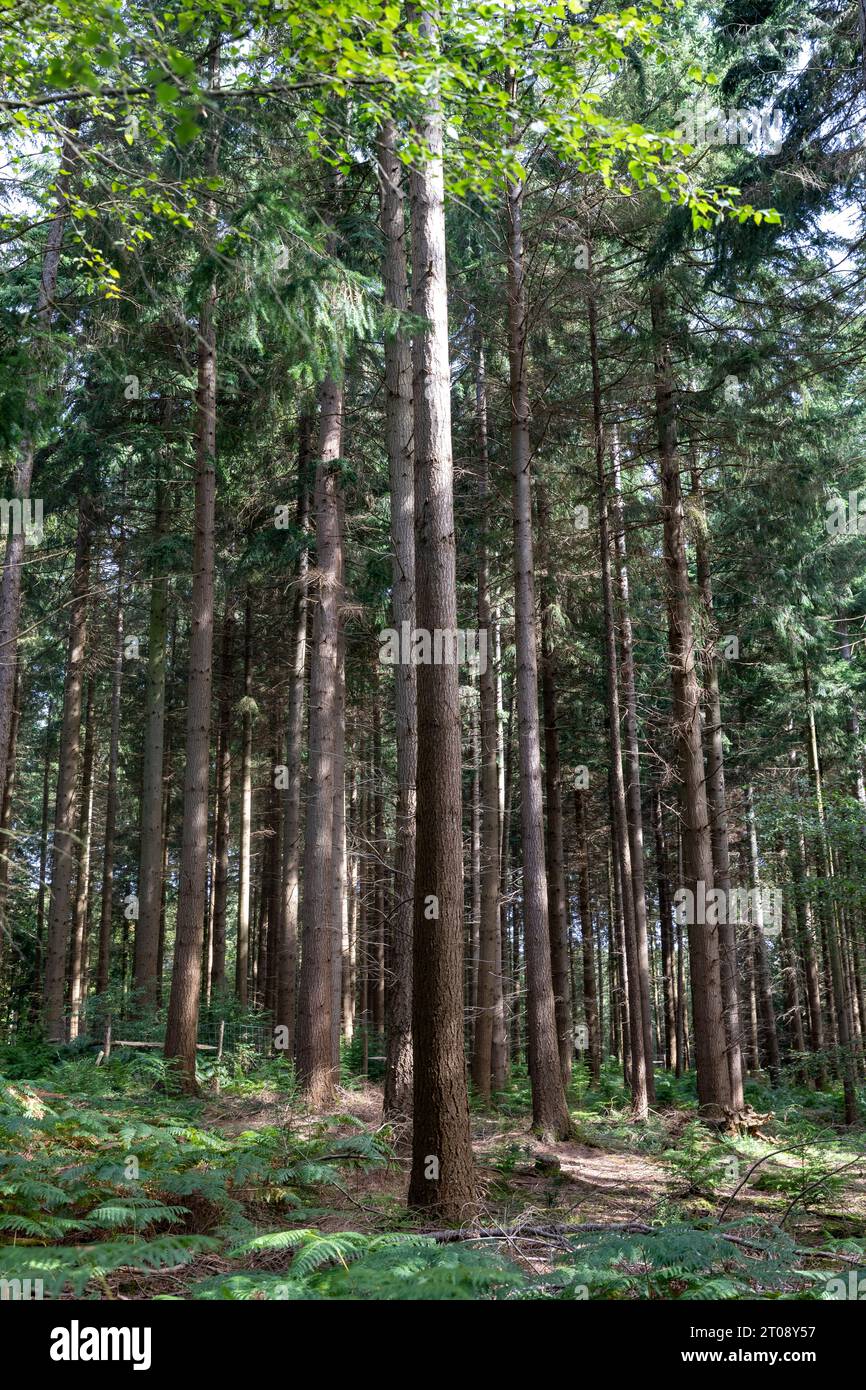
[
  {"left": 651, "top": 282, "right": 731, "bottom": 1121},
  {"left": 505, "top": 118, "right": 571, "bottom": 1141},
  {"left": 407, "top": 3, "right": 476, "bottom": 1217},
  {"left": 378, "top": 121, "right": 417, "bottom": 1118},
  {"left": 610, "top": 430, "right": 655, "bottom": 1099},
  {"left": 133, "top": 479, "right": 168, "bottom": 1008},
  {"left": 277, "top": 415, "right": 311, "bottom": 1048},
  {"left": 164, "top": 44, "right": 220, "bottom": 1090},
  {"left": 296, "top": 374, "right": 343, "bottom": 1109},
  {"left": 688, "top": 462, "right": 744, "bottom": 1112}
]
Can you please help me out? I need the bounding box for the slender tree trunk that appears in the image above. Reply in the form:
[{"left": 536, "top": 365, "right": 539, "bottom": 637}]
[
  {"left": 589, "top": 270, "right": 648, "bottom": 1118},
  {"left": 44, "top": 496, "right": 92, "bottom": 1040},
  {"left": 471, "top": 340, "right": 505, "bottom": 1102},
  {"left": 378, "top": 117, "right": 416, "bottom": 1113},
  {"left": 651, "top": 283, "right": 731, "bottom": 1120},
  {"left": 133, "top": 480, "right": 168, "bottom": 1008},
  {"left": 803, "top": 662, "right": 858, "bottom": 1122},
  {"left": 330, "top": 533, "right": 347, "bottom": 1068},
  {"left": 164, "top": 43, "right": 220, "bottom": 1089},
  {"left": 575, "top": 790, "right": 601, "bottom": 1083},
  {"left": 653, "top": 786, "right": 677, "bottom": 1072},
  {"left": 537, "top": 481, "right": 573, "bottom": 1088},
  {"left": 96, "top": 528, "right": 124, "bottom": 998},
  {"left": 0, "top": 664, "right": 21, "bottom": 977},
  {"left": 296, "top": 375, "right": 343, "bottom": 1109},
  {"left": 505, "top": 115, "right": 570, "bottom": 1141},
  {"left": 211, "top": 602, "right": 233, "bottom": 997},
  {"left": 745, "top": 785, "right": 780, "bottom": 1083},
  {"left": 236, "top": 596, "right": 253, "bottom": 1005},
  {"left": 68, "top": 679, "right": 95, "bottom": 1040},
  {"left": 407, "top": 3, "right": 476, "bottom": 1215},
  {"left": 610, "top": 430, "right": 655, "bottom": 1099},
  {"left": 34, "top": 719, "right": 52, "bottom": 1007},
  {"left": 277, "top": 416, "right": 311, "bottom": 1048}
]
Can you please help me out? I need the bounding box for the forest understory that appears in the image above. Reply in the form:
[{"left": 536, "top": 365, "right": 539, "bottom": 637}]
[{"left": 3, "top": 1042, "right": 865, "bottom": 1301}]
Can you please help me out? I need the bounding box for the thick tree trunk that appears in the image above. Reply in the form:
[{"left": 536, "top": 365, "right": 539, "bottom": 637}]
[
  {"left": 164, "top": 45, "right": 220, "bottom": 1090},
  {"left": 44, "top": 497, "right": 93, "bottom": 1040},
  {"left": 688, "top": 463, "right": 744, "bottom": 1112},
  {"left": 505, "top": 131, "right": 570, "bottom": 1142},
  {"left": 407, "top": 4, "right": 476, "bottom": 1217},
  {"left": 650, "top": 282, "right": 731, "bottom": 1121}
]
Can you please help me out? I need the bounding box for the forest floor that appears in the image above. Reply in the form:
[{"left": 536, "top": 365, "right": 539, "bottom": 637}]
[{"left": 2, "top": 1046, "right": 865, "bottom": 1299}]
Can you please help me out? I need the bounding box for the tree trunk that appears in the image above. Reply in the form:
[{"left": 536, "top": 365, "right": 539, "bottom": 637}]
[
  {"left": 44, "top": 496, "right": 93, "bottom": 1040},
  {"left": 745, "top": 785, "right": 780, "bottom": 1083},
  {"left": 378, "top": 119, "right": 416, "bottom": 1120},
  {"left": 471, "top": 339, "right": 505, "bottom": 1102},
  {"left": 574, "top": 790, "right": 601, "bottom": 1083},
  {"left": 537, "top": 481, "right": 573, "bottom": 1088},
  {"left": 68, "top": 678, "right": 96, "bottom": 1041},
  {"left": 96, "top": 526, "right": 124, "bottom": 998},
  {"left": 650, "top": 282, "right": 731, "bottom": 1121},
  {"left": 236, "top": 595, "right": 253, "bottom": 1005},
  {"left": 688, "top": 463, "right": 744, "bottom": 1112},
  {"left": 610, "top": 430, "right": 655, "bottom": 1099},
  {"left": 407, "top": 3, "right": 476, "bottom": 1217},
  {"left": 589, "top": 268, "right": 648, "bottom": 1118},
  {"left": 164, "top": 43, "right": 220, "bottom": 1090},
  {"left": 133, "top": 479, "right": 168, "bottom": 1008},
  {"left": 277, "top": 415, "right": 311, "bottom": 1048},
  {"left": 803, "top": 662, "right": 858, "bottom": 1122},
  {"left": 653, "top": 786, "right": 677, "bottom": 1072},
  {"left": 505, "top": 116, "right": 570, "bottom": 1141},
  {"left": 296, "top": 374, "right": 344, "bottom": 1109}
]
